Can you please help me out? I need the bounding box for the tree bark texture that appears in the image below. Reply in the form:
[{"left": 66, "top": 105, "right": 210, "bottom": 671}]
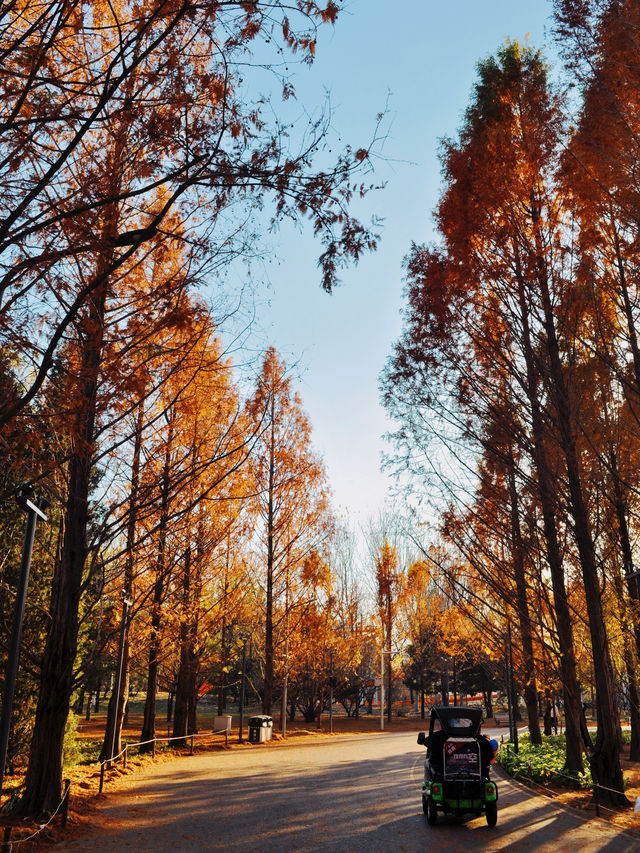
[
  {"left": 514, "top": 258, "right": 585, "bottom": 773},
  {"left": 19, "top": 280, "right": 108, "bottom": 816}
]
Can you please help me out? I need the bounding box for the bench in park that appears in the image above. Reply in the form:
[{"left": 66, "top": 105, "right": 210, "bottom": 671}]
[{"left": 493, "top": 713, "right": 509, "bottom": 726}]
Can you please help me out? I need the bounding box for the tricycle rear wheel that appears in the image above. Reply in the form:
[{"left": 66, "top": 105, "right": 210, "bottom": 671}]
[
  {"left": 486, "top": 801, "right": 497, "bottom": 827},
  {"left": 426, "top": 796, "right": 438, "bottom": 826}
]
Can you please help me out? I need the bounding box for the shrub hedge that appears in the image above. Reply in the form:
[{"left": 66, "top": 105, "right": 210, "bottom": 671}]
[{"left": 496, "top": 734, "right": 592, "bottom": 790}]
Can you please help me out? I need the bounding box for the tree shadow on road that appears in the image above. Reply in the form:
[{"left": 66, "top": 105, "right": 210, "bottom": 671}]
[{"left": 58, "top": 744, "right": 638, "bottom": 852}]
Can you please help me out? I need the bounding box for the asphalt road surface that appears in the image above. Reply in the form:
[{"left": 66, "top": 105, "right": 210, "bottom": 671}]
[{"left": 60, "top": 730, "right": 639, "bottom": 852}]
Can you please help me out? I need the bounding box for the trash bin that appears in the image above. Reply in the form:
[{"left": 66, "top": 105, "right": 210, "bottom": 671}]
[{"left": 248, "top": 715, "right": 273, "bottom": 744}]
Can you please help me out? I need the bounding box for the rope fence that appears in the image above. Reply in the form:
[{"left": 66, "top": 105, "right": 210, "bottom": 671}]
[
  {"left": 499, "top": 740, "right": 636, "bottom": 818},
  {"left": 0, "top": 726, "right": 230, "bottom": 850},
  {"left": 99, "top": 726, "right": 231, "bottom": 793},
  {"left": 1, "top": 779, "right": 70, "bottom": 850}
]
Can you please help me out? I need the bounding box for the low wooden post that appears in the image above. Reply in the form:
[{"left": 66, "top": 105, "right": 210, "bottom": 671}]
[
  {"left": 594, "top": 783, "right": 600, "bottom": 816},
  {"left": 123, "top": 744, "right": 127, "bottom": 770},
  {"left": 2, "top": 825, "right": 12, "bottom": 852},
  {"left": 152, "top": 738, "right": 156, "bottom": 758},
  {"left": 99, "top": 762, "right": 105, "bottom": 794},
  {"left": 61, "top": 779, "right": 71, "bottom": 828},
  {"left": 190, "top": 734, "right": 194, "bottom": 755}
]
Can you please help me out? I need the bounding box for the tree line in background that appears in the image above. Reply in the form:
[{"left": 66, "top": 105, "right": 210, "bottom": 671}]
[
  {"left": 384, "top": 0, "right": 640, "bottom": 810},
  {"left": 1, "top": 306, "right": 499, "bottom": 819}
]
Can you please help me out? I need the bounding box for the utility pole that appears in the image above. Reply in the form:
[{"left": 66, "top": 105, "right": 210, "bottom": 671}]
[{"left": 0, "top": 484, "right": 48, "bottom": 802}]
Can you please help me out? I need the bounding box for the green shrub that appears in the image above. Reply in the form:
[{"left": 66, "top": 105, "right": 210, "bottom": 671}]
[{"left": 497, "top": 733, "right": 592, "bottom": 790}]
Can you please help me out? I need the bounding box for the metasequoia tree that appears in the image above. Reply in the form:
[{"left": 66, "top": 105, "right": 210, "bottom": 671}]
[
  {"left": 557, "top": 0, "right": 640, "bottom": 766},
  {"left": 96, "top": 224, "right": 204, "bottom": 762},
  {"left": 282, "top": 549, "right": 335, "bottom": 723},
  {"left": 402, "top": 558, "right": 460, "bottom": 714},
  {"left": 558, "top": 0, "right": 640, "bottom": 728},
  {"left": 7, "top": 1, "right": 378, "bottom": 816},
  {"left": 383, "top": 43, "right": 630, "bottom": 798},
  {"left": 0, "top": 0, "right": 379, "bottom": 429},
  {"left": 245, "top": 348, "right": 333, "bottom": 715},
  {"left": 374, "top": 540, "right": 402, "bottom": 721},
  {"left": 19, "top": 209, "right": 210, "bottom": 813},
  {"left": 132, "top": 309, "right": 248, "bottom": 748}
]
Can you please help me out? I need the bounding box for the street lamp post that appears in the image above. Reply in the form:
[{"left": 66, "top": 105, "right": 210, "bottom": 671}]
[
  {"left": 239, "top": 634, "right": 248, "bottom": 743},
  {"left": 380, "top": 649, "right": 391, "bottom": 731},
  {"left": 506, "top": 621, "right": 519, "bottom": 753},
  {"left": 328, "top": 648, "right": 336, "bottom": 734},
  {"left": 0, "top": 485, "right": 48, "bottom": 802}
]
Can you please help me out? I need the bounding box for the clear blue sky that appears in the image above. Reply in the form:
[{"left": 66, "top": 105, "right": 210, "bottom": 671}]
[{"left": 239, "top": 0, "right": 555, "bottom": 524}]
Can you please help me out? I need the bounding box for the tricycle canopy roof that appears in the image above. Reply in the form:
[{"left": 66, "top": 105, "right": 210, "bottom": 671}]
[{"left": 429, "top": 705, "right": 483, "bottom": 737}]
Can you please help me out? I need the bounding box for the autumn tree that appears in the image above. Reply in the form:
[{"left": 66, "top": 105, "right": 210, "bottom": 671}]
[
  {"left": 245, "top": 348, "right": 333, "bottom": 716},
  {"left": 556, "top": 0, "right": 640, "bottom": 759},
  {"left": 383, "top": 43, "right": 630, "bottom": 797},
  {"left": 5, "top": 1, "right": 380, "bottom": 816},
  {"left": 373, "top": 540, "right": 402, "bottom": 721},
  {"left": 0, "top": 1, "right": 379, "bottom": 429}
]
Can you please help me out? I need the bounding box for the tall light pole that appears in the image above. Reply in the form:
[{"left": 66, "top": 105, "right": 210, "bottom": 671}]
[
  {"left": 506, "top": 621, "right": 518, "bottom": 753},
  {"left": 0, "top": 484, "right": 48, "bottom": 802},
  {"left": 328, "top": 648, "right": 336, "bottom": 734},
  {"left": 239, "top": 633, "right": 248, "bottom": 743},
  {"left": 380, "top": 649, "right": 391, "bottom": 730}
]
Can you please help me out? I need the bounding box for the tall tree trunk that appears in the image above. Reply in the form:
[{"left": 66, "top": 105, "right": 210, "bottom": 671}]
[
  {"left": 263, "top": 397, "right": 276, "bottom": 715},
  {"left": 609, "top": 450, "right": 640, "bottom": 760},
  {"left": 173, "top": 548, "right": 192, "bottom": 747},
  {"left": 506, "top": 450, "right": 542, "bottom": 745},
  {"left": 99, "top": 396, "right": 144, "bottom": 763},
  {"left": 514, "top": 254, "right": 586, "bottom": 772},
  {"left": 613, "top": 224, "right": 640, "bottom": 392},
  {"left": 386, "top": 601, "right": 392, "bottom": 723},
  {"left": 173, "top": 547, "right": 198, "bottom": 746},
  {"left": 18, "top": 275, "right": 108, "bottom": 816},
  {"left": 531, "top": 206, "right": 626, "bottom": 805},
  {"left": 217, "top": 548, "right": 229, "bottom": 716},
  {"left": 141, "top": 416, "right": 173, "bottom": 750}
]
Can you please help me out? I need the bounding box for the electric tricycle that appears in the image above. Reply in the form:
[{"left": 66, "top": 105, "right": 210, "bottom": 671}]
[{"left": 417, "top": 705, "right": 498, "bottom": 827}]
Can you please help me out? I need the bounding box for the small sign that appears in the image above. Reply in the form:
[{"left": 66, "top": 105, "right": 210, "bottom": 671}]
[{"left": 444, "top": 738, "right": 481, "bottom": 777}]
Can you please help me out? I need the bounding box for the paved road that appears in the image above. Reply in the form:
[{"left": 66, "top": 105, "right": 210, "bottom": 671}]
[{"left": 60, "top": 730, "right": 638, "bottom": 852}]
